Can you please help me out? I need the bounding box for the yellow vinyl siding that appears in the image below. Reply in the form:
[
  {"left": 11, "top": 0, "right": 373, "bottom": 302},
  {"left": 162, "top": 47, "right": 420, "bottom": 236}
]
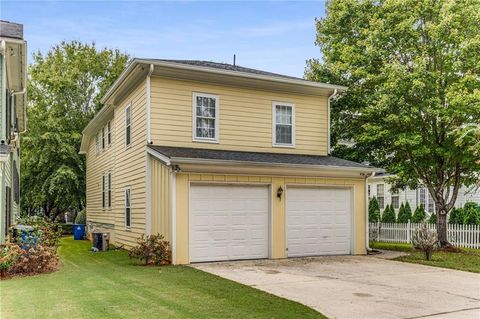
[
  {"left": 150, "top": 77, "right": 328, "bottom": 155},
  {"left": 174, "top": 172, "right": 366, "bottom": 265},
  {"left": 85, "top": 80, "right": 147, "bottom": 248},
  {"left": 149, "top": 158, "right": 171, "bottom": 241}
]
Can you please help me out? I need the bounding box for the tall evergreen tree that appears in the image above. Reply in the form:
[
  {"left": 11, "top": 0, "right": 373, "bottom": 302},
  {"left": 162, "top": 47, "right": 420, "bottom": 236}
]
[{"left": 368, "top": 197, "right": 381, "bottom": 222}]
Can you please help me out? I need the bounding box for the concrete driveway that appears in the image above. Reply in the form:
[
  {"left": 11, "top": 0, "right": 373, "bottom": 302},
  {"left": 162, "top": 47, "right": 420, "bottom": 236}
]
[{"left": 193, "top": 255, "right": 480, "bottom": 319}]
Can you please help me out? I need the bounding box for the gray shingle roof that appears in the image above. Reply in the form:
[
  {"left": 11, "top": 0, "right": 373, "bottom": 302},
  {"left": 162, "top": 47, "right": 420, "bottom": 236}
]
[
  {"left": 143, "top": 59, "right": 306, "bottom": 81},
  {"left": 148, "top": 145, "right": 376, "bottom": 170}
]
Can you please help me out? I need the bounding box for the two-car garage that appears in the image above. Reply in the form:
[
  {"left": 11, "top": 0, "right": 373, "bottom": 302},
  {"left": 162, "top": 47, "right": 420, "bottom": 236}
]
[{"left": 189, "top": 184, "right": 353, "bottom": 263}]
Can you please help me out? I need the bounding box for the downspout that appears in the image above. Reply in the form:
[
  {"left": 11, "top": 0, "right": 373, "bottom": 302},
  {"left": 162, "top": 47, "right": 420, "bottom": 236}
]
[
  {"left": 327, "top": 89, "right": 338, "bottom": 155},
  {"left": 365, "top": 172, "right": 374, "bottom": 253},
  {"left": 146, "top": 64, "right": 154, "bottom": 144}
]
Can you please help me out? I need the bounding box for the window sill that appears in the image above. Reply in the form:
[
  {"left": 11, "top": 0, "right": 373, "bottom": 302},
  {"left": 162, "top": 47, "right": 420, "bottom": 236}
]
[
  {"left": 192, "top": 138, "right": 219, "bottom": 144},
  {"left": 272, "top": 143, "right": 295, "bottom": 148}
]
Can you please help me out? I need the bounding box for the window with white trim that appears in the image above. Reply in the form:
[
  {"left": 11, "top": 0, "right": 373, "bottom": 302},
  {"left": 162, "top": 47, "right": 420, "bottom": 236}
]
[
  {"left": 125, "top": 104, "right": 132, "bottom": 146},
  {"left": 419, "top": 188, "right": 426, "bottom": 208},
  {"left": 193, "top": 93, "right": 219, "bottom": 141},
  {"left": 107, "top": 172, "right": 112, "bottom": 209},
  {"left": 95, "top": 133, "right": 99, "bottom": 154},
  {"left": 101, "top": 175, "right": 106, "bottom": 209},
  {"left": 125, "top": 187, "right": 131, "bottom": 228},
  {"left": 427, "top": 191, "right": 435, "bottom": 213},
  {"left": 107, "top": 121, "right": 111, "bottom": 146},
  {"left": 377, "top": 184, "right": 385, "bottom": 209},
  {"left": 273, "top": 102, "right": 295, "bottom": 146},
  {"left": 391, "top": 191, "right": 399, "bottom": 209},
  {"left": 101, "top": 127, "right": 105, "bottom": 150}
]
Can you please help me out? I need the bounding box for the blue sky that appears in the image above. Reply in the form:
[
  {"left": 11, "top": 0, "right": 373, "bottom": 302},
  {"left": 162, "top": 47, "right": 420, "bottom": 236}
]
[{"left": 1, "top": 1, "right": 326, "bottom": 77}]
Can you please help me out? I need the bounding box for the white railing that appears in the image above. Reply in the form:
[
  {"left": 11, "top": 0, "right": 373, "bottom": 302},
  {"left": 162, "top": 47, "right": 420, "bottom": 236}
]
[{"left": 369, "top": 222, "right": 480, "bottom": 249}]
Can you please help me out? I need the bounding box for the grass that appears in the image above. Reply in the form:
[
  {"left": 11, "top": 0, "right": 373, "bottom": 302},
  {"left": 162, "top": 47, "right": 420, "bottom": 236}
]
[
  {"left": 370, "top": 241, "right": 480, "bottom": 273},
  {"left": 0, "top": 238, "right": 325, "bottom": 319}
]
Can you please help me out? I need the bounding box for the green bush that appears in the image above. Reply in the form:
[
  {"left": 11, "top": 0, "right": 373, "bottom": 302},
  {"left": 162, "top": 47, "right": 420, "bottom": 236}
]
[
  {"left": 75, "top": 210, "right": 86, "bottom": 225},
  {"left": 368, "top": 197, "right": 381, "bottom": 222},
  {"left": 382, "top": 204, "right": 396, "bottom": 223},
  {"left": 412, "top": 204, "right": 427, "bottom": 223},
  {"left": 463, "top": 202, "right": 480, "bottom": 225},
  {"left": 448, "top": 208, "right": 464, "bottom": 225},
  {"left": 58, "top": 224, "right": 73, "bottom": 236},
  {"left": 428, "top": 212, "right": 437, "bottom": 224},
  {"left": 397, "top": 202, "right": 413, "bottom": 223},
  {"left": 15, "top": 217, "right": 62, "bottom": 248}
]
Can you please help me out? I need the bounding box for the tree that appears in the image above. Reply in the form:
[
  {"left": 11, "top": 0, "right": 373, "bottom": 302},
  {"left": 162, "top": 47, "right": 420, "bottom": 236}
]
[
  {"left": 448, "top": 207, "right": 464, "bottom": 225},
  {"left": 21, "top": 41, "right": 129, "bottom": 220},
  {"left": 428, "top": 212, "right": 437, "bottom": 224},
  {"left": 306, "top": 0, "right": 480, "bottom": 246},
  {"left": 397, "top": 202, "right": 413, "bottom": 223},
  {"left": 412, "top": 204, "right": 427, "bottom": 223},
  {"left": 381, "top": 204, "right": 396, "bottom": 223},
  {"left": 463, "top": 202, "right": 480, "bottom": 225},
  {"left": 368, "top": 197, "right": 381, "bottom": 222}
]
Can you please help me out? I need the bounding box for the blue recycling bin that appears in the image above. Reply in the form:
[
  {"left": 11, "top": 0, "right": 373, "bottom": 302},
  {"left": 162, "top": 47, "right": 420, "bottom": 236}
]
[
  {"left": 73, "top": 224, "right": 86, "bottom": 240},
  {"left": 14, "top": 225, "right": 37, "bottom": 250}
]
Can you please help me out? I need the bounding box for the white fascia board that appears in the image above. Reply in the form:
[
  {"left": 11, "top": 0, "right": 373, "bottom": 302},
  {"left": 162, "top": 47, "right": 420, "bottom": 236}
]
[{"left": 146, "top": 147, "right": 171, "bottom": 166}]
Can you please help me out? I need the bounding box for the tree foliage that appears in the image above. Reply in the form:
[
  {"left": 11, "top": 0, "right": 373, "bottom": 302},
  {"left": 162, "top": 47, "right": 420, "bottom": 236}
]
[
  {"left": 397, "top": 202, "right": 413, "bottom": 223},
  {"left": 368, "top": 197, "right": 381, "bottom": 222},
  {"left": 381, "top": 204, "right": 396, "bottom": 223},
  {"left": 306, "top": 0, "right": 480, "bottom": 245},
  {"left": 21, "top": 41, "right": 129, "bottom": 220},
  {"left": 412, "top": 204, "right": 427, "bottom": 223}
]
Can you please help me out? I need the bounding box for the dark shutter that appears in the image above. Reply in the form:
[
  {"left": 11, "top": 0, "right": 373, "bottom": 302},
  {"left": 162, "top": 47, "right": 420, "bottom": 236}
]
[
  {"left": 5, "top": 186, "right": 11, "bottom": 234},
  {"left": 5, "top": 90, "right": 11, "bottom": 142},
  {"left": 13, "top": 160, "right": 19, "bottom": 204}
]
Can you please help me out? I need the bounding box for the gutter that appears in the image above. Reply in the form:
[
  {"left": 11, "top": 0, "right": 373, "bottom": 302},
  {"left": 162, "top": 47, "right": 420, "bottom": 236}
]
[
  {"left": 364, "top": 172, "right": 374, "bottom": 253},
  {"left": 146, "top": 64, "right": 154, "bottom": 144},
  {"left": 327, "top": 89, "right": 338, "bottom": 155}
]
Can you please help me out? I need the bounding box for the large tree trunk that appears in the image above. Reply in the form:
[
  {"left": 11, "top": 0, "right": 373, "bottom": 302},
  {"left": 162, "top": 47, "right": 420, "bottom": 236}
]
[{"left": 437, "top": 208, "right": 448, "bottom": 246}]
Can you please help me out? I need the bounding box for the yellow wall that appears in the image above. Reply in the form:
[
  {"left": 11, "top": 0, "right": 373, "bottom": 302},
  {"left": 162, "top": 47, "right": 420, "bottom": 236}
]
[
  {"left": 149, "top": 157, "right": 171, "bottom": 241},
  {"left": 174, "top": 173, "right": 366, "bottom": 265},
  {"left": 150, "top": 76, "right": 329, "bottom": 155},
  {"left": 85, "top": 80, "right": 147, "bottom": 248}
]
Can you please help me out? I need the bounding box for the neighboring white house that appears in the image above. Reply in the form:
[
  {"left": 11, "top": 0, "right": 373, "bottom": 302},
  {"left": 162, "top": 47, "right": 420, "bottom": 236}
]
[{"left": 367, "top": 173, "right": 480, "bottom": 214}]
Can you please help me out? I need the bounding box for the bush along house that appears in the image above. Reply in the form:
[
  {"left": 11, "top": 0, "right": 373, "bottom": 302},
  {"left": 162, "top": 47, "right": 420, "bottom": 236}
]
[
  {"left": 80, "top": 59, "right": 380, "bottom": 264},
  {"left": 0, "top": 21, "right": 27, "bottom": 243}
]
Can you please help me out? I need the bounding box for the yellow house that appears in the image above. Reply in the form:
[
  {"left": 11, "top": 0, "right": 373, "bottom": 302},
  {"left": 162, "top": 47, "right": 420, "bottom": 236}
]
[{"left": 80, "top": 59, "right": 378, "bottom": 264}]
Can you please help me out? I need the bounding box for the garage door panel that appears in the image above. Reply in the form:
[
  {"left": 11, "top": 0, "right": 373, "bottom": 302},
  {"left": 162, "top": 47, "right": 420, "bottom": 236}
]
[
  {"left": 190, "top": 184, "right": 269, "bottom": 263},
  {"left": 287, "top": 187, "right": 352, "bottom": 257}
]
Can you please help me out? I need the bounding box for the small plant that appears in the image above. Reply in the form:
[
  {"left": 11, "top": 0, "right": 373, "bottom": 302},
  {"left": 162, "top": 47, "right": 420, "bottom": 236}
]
[
  {"left": 412, "top": 223, "right": 438, "bottom": 260},
  {"left": 428, "top": 212, "right": 437, "bottom": 224},
  {"left": 0, "top": 243, "right": 24, "bottom": 279},
  {"left": 75, "top": 210, "right": 86, "bottom": 224},
  {"left": 448, "top": 207, "right": 464, "bottom": 225},
  {"left": 397, "top": 202, "right": 412, "bottom": 223},
  {"left": 128, "top": 234, "right": 171, "bottom": 266},
  {"left": 381, "top": 204, "right": 396, "bottom": 223},
  {"left": 411, "top": 204, "right": 427, "bottom": 223},
  {"left": 368, "top": 197, "right": 381, "bottom": 222}
]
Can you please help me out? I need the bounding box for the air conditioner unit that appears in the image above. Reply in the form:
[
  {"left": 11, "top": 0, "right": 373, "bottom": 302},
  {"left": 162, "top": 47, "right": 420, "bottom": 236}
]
[{"left": 92, "top": 232, "right": 109, "bottom": 251}]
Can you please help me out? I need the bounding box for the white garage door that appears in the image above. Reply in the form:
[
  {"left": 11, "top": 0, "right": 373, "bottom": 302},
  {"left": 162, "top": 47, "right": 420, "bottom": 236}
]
[
  {"left": 190, "top": 184, "right": 270, "bottom": 262},
  {"left": 286, "top": 187, "right": 352, "bottom": 257}
]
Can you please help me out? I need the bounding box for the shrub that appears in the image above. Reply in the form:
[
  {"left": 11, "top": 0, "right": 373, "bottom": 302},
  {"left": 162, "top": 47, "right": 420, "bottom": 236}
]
[
  {"left": 412, "top": 223, "right": 438, "bottom": 260},
  {"left": 12, "top": 245, "right": 59, "bottom": 275},
  {"left": 381, "top": 204, "right": 396, "bottom": 223},
  {"left": 128, "top": 234, "right": 171, "bottom": 266},
  {"left": 368, "top": 197, "right": 381, "bottom": 222},
  {"left": 448, "top": 207, "right": 464, "bottom": 225},
  {"left": 15, "top": 217, "right": 62, "bottom": 249},
  {"left": 75, "top": 210, "right": 86, "bottom": 224},
  {"left": 411, "top": 204, "right": 427, "bottom": 223},
  {"left": 428, "top": 212, "right": 437, "bottom": 224},
  {"left": 0, "top": 243, "right": 23, "bottom": 279},
  {"left": 463, "top": 202, "right": 480, "bottom": 225},
  {"left": 397, "top": 202, "right": 412, "bottom": 223}
]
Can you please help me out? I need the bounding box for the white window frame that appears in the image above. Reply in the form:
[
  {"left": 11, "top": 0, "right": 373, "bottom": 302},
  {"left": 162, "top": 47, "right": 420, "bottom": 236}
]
[
  {"left": 391, "top": 192, "right": 399, "bottom": 209},
  {"left": 95, "top": 132, "right": 99, "bottom": 155},
  {"left": 272, "top": 101, "right": 295, "bottom": 147},
  {"left": 377, "top": 184, "right": 385, "bottom": 209},
  {"left": 125, "top": 103, "right": 132, "bottom": 147},
  {"left": 107, "top": 172, "right": 112, "bottom": 209},
  {"left": 107, "top": 121, "right": 111, "bottom": 146},
  {"left": 192, "top": 92, "right": 220, "bottom": 143},
  {"left": 125, "top": 187, "right": 131, "bottom": 229},
  {"left": 101, "top": 127, "right": 105, "bottom": 150},
  {"left": 427, "top": 191, "right": 435, "bottom": 213},
  {"left": 419, "top": 188, "right": 426, "bottom": 208}
]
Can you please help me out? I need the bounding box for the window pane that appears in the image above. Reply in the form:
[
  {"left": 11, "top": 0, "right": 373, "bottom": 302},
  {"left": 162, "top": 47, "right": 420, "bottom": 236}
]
[
  {"left": 126, "top": 126, "right": 131, "bottom": 145},
  {"left": 107, "top": 121, "right": 111, "bottom": 145},
  {"left": 126, "top": 107, "right": 131, "bottom": 125},
  {"left": 276, "top": 124, "right": 292, "bottom": 144},
  {"left": 392, "top": 195, "right": 399, "bottom": 209},
  {"left": 125, "top": 189, "right": 130, "bottom": 207},
  {"left": 126, "top": 208, "right": 131, "bottom": 227},
  {"left": 196, "top": 98, "right": 215, "bottom": 118},
  {"left": 196, "top": 118, "right": 215, "bottom": 138},
  {"left": 276, "top": 105, "right": 292, "bottom": 124}
]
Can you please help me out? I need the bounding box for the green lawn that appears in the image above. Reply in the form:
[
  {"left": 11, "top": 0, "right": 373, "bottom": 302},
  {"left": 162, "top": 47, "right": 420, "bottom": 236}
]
[
  {"left": 370, "top": 241, "right": 480, "bottom": 273},
  {"left": 0, "top": 238, "right": 325, "bottom": 319}
]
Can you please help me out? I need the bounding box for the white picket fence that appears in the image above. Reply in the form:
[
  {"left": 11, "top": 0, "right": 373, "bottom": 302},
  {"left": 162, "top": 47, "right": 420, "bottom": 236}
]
[{"left": 369, "top": 222, "right": 480, "bottom": 249}]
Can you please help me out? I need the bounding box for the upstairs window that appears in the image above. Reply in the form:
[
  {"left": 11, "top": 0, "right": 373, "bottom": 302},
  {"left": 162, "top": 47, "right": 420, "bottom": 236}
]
[
  {"left": 377, "top": 184, "right": 385, "bottom": 209},
  {"left": 125, "top": 187, "right": 131, "bottom": 228},
  {"left": 95, "top": 133, "right": 99, "bottom": 154},
  {"left": 193, "top": 92, "right": 219, "bottom": 142},
  {"left": 107, "top": 172, "right": 112, "bottom": 208},
  {"left": 273, "top": 102, "right": 295, "bottom": 146},
  {"left": 101, "top": 127, "right": 105, "bottom": 150},
  {"left": 101, "top": 175, "right": 106, "bottom": 209},
  {"left": 391, "top": 191, "right": 399, "bottom": 209},
  {"left": 107, "top": 121, "right": 111, "bottom": 146},
  {"left": 418, "top": 188, "right": 426, "bottom": 208},
  {"left": 427, "top": 192, "right": 435, "bottom": 213},
  {"left": 125, "top": 104, "right": 132, "bottom": 146}
]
